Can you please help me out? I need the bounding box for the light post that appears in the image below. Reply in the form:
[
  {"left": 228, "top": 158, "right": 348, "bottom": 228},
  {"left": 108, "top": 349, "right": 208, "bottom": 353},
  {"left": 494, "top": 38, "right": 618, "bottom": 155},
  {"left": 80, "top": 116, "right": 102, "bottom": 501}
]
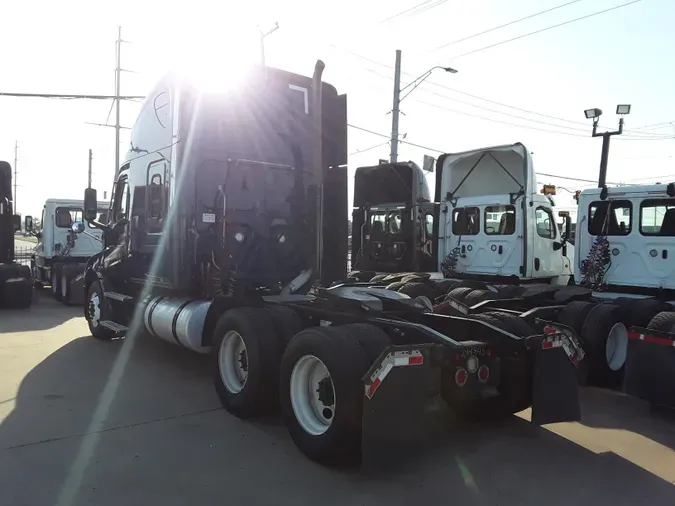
[
  {"left": 259, "top": 22, "right": 279, "bottom": 67},
  {"left": 585, "top": 104, "right": 631, "bottom": 187},
  {"left": 390, "top": 50, "right": 457, "bottom": 163}
]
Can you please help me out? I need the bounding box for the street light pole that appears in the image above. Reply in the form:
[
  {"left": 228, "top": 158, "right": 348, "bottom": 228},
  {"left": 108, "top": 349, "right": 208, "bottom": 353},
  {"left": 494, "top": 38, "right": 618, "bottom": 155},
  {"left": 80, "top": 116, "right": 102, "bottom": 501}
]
[
  {"left": 259, "top": 22, "right": 279, "bottom": 66},
  {"left": 389, "top": 51, "right": 458, "bottom": 163},
  {"left": 586, "top": 105, "right": 630, "bottom": 188}
]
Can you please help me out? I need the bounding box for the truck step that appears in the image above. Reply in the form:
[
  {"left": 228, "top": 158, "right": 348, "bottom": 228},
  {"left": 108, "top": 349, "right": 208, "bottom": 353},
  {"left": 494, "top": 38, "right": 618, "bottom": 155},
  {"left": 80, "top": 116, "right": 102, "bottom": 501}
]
[
  {"left": 104, "top": 291, "right": 133, "bottom": 302},
  {"left": 99, "top": 320, "right": 129, "bottom": 334}
]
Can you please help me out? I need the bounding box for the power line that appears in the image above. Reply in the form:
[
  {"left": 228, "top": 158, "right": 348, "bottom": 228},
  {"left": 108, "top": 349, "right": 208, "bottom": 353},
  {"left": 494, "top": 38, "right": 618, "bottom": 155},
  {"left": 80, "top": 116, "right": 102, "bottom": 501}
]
[
  {"left": 450, "top": 0, "right": 644, "bottom": 59},
  {"left": 331, "top": 43, "right": 670, "bottom": 138},
  {"left": 0, "top": 92, "right": 144, "bottom": 100},
  {"left": 380, "top": 0, "right": 446, "bottom": 23},
  {"left": 436, "top": 0, "right": 586, "bottom": 50},
  {"left": 348, "top": 124, "right": 444, "bottom": 153},
  {"left": 348, "top": 122, "right": 627, "bottom": 185},
  {"left": 349, "top": 140, "right": 389, "bottom": 156}
]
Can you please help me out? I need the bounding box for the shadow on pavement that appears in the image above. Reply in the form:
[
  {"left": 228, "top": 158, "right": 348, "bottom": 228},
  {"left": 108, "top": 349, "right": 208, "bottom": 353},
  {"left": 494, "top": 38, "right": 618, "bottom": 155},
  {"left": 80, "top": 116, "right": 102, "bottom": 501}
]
[
  {"left": 1, "top": 331, "right": 673, "bottom": 506},
  {"left": 1, "top": 289, "right": 81, "bottom": 333},
  {"left": 578, "top": 387, "right": 675, "bottom": 451}
]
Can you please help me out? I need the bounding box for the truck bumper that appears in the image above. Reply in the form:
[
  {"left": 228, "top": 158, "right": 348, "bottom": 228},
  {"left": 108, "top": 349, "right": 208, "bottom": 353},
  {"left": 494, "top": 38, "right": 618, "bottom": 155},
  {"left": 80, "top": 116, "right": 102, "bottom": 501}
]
[{"left": 624, "top": 327, "right": 675, "bottom": 409}]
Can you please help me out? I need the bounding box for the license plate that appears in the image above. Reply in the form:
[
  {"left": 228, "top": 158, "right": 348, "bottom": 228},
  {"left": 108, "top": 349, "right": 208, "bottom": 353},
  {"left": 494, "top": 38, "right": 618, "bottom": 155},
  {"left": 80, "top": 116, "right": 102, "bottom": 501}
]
[{"left": 461, "top": 346, "right": 487, "bottom": 358}]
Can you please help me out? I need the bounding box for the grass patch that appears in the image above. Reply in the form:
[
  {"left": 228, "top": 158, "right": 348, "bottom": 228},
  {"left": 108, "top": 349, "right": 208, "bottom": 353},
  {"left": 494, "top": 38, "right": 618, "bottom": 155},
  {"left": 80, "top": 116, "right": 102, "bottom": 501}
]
[{"left": 14, "top": 234, "right": 37, "bottom": 243}]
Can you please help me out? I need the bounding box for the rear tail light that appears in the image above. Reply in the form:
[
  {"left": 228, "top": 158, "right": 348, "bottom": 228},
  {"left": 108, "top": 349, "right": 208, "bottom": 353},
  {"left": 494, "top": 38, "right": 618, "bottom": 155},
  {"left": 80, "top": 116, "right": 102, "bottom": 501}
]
[
  {"left": 477, "top": 365, "right": 490, "bottom": 382},
  {"left": 455, "top": 368, "right": 468, "bottom": 387}
]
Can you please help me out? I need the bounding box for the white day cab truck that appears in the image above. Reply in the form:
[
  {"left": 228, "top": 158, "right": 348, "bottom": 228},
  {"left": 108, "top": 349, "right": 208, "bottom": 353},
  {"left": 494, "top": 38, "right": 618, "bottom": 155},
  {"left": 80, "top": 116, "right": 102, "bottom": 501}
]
[
  {"left": 71, "top": 61, "right": 583, "bottom": 470},
  {"left": 0, "top": 161, "right": 32, "bottom": 309},
  {"left": 438, "top": 182, "right": 675, "bottom": 409},
  {"left": 350, "top": 143, "right": 575, "bottom": 303},
  {"left": 26, "top": 199, "right": 107, "bottom": 305}
]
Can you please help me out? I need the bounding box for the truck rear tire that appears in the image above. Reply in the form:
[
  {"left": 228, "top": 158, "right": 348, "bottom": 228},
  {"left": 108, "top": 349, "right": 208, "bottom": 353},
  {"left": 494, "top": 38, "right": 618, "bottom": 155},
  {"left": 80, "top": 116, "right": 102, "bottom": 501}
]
[
  {"left": 647, "top": 311, "right": 675, "bottom": 332},
  {"left": 212, "top": 307, "right": 281, "bottom": 418},
  {"left": 86, "top": 281, "right": 115, "bottom": 340},
  {"left": 398, "top": 282, "right": 437, "bottom": 300},
  {"left": 581, "top": 304, "right": 628, "bottom": 387},
  {"left": 558, "top": 301, "right": 595, "bottom": 336},
  {"left": 447, "top": 286, "right": 474, "bottom": 302},
  {"left": 280, "top": 325, "right": 370, "bottom": 464},
  {"left": 264, "top": 305, "right": 304, "bottom": 348}
]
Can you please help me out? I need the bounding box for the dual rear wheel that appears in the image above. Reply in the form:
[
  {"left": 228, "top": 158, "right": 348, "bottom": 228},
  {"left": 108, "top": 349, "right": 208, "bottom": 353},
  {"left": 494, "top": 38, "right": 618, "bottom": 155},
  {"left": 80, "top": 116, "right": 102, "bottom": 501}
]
[{"left": 211, "top": 307, "right": 391, "bottom": 464}]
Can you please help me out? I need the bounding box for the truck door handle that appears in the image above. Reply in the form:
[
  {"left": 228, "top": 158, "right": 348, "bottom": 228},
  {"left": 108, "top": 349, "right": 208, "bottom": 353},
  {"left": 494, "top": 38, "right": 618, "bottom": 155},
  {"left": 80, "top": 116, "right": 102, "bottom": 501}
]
[
  {"left": 498, "top": 245, "right": 503, "bottom": 254},
  {"left": 461, "top": 245, "right": 465, "bottom": 254},
  {"left": 663, "top": 249, "right": 668, "bottom": 259}
]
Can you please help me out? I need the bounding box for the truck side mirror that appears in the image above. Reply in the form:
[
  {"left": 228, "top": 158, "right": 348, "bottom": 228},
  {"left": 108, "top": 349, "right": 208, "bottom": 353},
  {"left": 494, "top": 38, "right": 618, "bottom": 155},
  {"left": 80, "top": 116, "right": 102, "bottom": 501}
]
[
  {"left": 24, "top": 215, "right": 33, "bottom": 232},
  {"left": 84, "top": 188, "right": 98, "bottom": 221},
  {"left": 12, "top": 214, "right": 21, "bottom": 233}
]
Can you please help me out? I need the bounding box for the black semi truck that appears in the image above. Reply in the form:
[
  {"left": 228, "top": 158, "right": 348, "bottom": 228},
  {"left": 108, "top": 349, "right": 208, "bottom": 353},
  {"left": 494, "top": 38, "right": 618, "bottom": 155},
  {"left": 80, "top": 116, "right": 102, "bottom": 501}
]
[
  {"left": 0, "top": 161, "right": 32, "bottom": 308},
  {"left": 74, "top": 61, "right": 583, "bottom": 467}
]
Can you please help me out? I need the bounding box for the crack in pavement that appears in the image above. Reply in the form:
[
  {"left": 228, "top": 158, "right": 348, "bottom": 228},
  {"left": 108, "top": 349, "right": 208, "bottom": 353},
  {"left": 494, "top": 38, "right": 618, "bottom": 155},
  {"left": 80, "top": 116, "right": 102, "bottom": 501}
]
[{"left": 1, "top": 406, "right": 224, "bottom": 451}]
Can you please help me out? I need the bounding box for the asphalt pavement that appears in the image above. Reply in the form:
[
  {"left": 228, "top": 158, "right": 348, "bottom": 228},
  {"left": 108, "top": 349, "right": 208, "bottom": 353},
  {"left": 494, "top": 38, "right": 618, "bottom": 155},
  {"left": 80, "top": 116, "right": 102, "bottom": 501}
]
[{"left": 0, "top": 292, "right": 673, "bottom": 506}]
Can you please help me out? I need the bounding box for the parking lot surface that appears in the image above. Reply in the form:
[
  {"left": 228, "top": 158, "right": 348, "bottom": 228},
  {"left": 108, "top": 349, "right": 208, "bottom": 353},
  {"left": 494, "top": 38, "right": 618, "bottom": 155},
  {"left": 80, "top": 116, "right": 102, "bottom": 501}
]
[{"left": 1, "top": 293, "right": 673, "bottom": 506}]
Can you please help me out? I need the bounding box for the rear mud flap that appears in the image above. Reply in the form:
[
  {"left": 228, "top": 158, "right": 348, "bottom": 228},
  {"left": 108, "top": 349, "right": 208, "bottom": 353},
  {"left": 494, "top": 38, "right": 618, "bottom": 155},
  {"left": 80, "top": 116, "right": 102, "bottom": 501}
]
[
  {"left": 624, "top": 328, "right": 675, "bottom": 409},
  {"left": 68, "top": 271, "right": 86, "bottom": 306},
  {"left": 361, "top": 345, "right": 444, "bottom": 473},
  {"left": 530, "top": 336, "right": 581, "bottom": 425}
]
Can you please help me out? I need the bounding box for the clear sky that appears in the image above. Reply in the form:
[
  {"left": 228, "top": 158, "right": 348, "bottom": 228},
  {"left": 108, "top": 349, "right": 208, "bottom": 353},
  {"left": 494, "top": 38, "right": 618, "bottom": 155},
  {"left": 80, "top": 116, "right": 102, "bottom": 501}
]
[{"left": 1, "top": 0, "right": 673, "bottom": 219}]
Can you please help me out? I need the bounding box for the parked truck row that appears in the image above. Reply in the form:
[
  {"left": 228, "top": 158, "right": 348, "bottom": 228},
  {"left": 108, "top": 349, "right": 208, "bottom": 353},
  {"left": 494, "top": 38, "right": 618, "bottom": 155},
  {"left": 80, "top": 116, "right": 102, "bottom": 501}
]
[
  {"left": 349, "top": 147, "right": 675, "bottom": 410},
  {"left": 58, "top": 62, "right": 585, "bottom": 467}
]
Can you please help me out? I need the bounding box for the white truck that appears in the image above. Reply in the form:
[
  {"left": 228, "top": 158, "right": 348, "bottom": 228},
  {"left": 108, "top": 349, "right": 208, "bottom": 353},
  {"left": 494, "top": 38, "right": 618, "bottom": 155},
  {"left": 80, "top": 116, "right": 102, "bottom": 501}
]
[
  {"left": 28, "top": 199, "right": 108, "bottom": 304},
  {"left": 350, "top": 143, "right": 575, "bottom": 300}
]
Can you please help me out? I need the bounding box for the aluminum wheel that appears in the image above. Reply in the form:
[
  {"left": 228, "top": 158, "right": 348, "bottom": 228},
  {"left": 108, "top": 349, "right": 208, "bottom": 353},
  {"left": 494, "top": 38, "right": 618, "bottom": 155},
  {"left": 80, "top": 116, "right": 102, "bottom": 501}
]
[
  {"left": 61, "top": 271, "right": 68, "bottom": 299},
  {"left": 218, "top": 330, "right": 249, "bottom": 394},
  {"left": 89, "top": 292, "right": 101, "bottom": 327},
  {"left": 290, "top": 355, "right": 335, "bottom": 436},
  {"left": 606, "top": 322, "right": 628, "bottom": 371}
]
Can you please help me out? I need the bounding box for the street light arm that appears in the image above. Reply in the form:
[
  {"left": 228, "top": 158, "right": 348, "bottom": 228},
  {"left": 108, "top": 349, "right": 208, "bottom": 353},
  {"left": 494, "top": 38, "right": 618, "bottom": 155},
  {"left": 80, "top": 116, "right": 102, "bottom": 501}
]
[{"left": 398, "top": 65, "right": 458, "bottom": 103}]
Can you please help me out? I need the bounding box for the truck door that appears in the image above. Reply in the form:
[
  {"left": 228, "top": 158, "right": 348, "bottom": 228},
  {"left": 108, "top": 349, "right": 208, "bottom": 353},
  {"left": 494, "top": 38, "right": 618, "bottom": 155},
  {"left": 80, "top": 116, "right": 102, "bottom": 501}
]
[
  {"left": 531, "top": 205, "right": 562, "bottom": 278},
  {"left": 102, "top": 172, "right": 131, "bottom": 272}
]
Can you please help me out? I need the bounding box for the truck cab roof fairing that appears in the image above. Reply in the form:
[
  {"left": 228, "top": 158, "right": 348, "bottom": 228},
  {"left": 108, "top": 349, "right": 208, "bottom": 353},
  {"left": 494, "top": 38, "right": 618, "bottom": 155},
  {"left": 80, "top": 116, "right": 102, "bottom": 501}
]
[
  {"left": 434, "top": 143, "right": 536, "bottom": 202},
  {"left": 354, "top": 162, "right": 431, "bottom": 208}
]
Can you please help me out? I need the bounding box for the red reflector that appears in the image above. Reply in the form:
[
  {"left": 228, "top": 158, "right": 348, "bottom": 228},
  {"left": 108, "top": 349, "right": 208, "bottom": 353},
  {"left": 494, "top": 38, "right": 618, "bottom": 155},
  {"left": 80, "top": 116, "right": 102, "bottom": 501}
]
[
  {"left": 543, "top": 326, "right": 557, "bottom": 334},
  {"left": 455, "top": 368, "right": 468, "bottom": 387},
  {"left": 627, "top": 331, "right": 641, "bottom": 340},
  {"left": 477, "top": 365, "right": 489, "bottom": 382},
  {"left": 409, "top": 355, "right": 423, "bottom": 365},
  {"left": 367, "top": 377, "right": 381, "bottom": 397},
  {"left": 486, "top": 348, "right": 492, "bottom": 357},
  {"left": 542, "top": 340, "right": 554, "bottom": 349}
]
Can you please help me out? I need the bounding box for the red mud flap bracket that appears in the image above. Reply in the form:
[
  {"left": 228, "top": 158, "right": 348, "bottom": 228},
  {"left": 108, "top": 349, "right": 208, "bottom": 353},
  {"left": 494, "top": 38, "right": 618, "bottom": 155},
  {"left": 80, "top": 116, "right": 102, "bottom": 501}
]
[
  {"left": 530, "top": 327, "right": 582, "bottom": 425},
  {"left": 624, "top": 327, "right": 675, "bottom": 409},
  {"left": 361, "top": 344, "right": 443, "bottom": 473}
]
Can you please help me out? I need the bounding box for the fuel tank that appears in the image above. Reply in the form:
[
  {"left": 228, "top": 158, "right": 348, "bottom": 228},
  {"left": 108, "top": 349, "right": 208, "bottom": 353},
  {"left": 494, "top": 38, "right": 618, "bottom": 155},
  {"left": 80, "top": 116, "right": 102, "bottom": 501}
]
[{"left": 143, "top": 296, "right": 212, "bottom": 353}]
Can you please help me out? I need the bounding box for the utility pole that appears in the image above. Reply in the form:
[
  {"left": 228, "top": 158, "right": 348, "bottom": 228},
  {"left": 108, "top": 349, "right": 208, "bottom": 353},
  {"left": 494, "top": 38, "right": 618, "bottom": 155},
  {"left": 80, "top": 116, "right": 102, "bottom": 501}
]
[
  {"left": 390, "top": 50, "right": 402, "bottom": 163},
  {"left": 13, "top": 141, "right": 17, "bottom": 211},
  {"left": 389, "top": 51, "right": 458, "bottom": 163},
  {"left": 114, "top": 26, "right": 122, "bottom": 180},
  {"left": 88, "top": 149, "right": 93, "bottom": 189}
]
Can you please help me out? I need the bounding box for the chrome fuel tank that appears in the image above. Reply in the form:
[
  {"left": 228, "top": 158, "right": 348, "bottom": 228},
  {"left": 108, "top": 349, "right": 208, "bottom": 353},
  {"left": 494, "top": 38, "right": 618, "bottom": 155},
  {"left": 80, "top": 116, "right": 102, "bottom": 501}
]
[{"left": 143, "top": 296, "right": 212, "bottom": 354}]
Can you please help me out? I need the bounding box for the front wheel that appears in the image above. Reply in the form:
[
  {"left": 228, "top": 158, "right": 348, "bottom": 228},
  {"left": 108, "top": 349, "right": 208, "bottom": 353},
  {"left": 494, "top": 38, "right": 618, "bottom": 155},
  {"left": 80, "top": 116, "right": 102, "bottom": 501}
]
[{"left": 86, "top": 281, "right": 114, "bottom": 340}]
